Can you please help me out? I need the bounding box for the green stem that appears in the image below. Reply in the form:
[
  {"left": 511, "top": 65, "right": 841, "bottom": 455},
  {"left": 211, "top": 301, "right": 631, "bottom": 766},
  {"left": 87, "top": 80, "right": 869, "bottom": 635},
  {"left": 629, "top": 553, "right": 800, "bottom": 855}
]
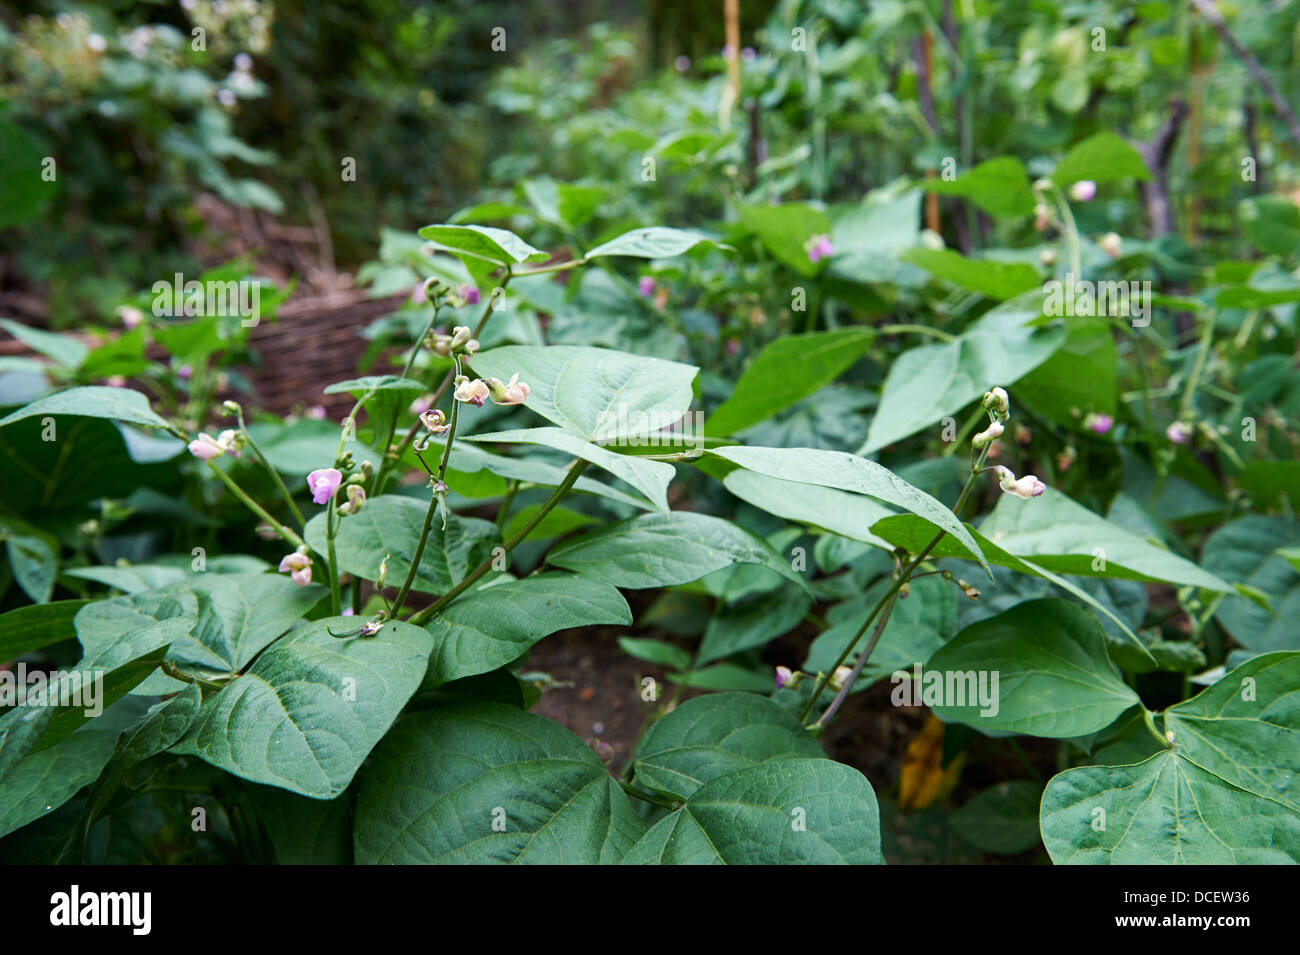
[
  {"left": 326, "top": 500, "right": 342, "bottom": 615},
  {"left": 1178, "top": 307, "right": 1222, "bottom": 422},
  {"left": 618, "top": 779, "right": 683, "bottom": 811},
  {"left": 1050, "top": 187, "right": 1082, "bottom": 279},
  {"left": 207, "top": 461, "right": 303, "bottom": 549},
  {"left": 1141, "top": 707, "right": 1171, "bottom": 749},
  {"left": 409, "top": 459, "right": 589, "bottom": 626},
  {"left": 236, "top": 409, "right": 305, "bottom": 529},
  {"left": 496, "top": 480, "right": 519, "bottom": 531},
  {"left": 878, "top": 323, "right": 957, "bottom": 342}
]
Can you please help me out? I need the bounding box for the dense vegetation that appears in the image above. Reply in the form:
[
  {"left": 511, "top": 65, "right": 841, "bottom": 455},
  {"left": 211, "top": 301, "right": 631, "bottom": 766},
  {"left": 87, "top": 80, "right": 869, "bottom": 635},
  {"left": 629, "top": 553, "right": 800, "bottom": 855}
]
[{"left": 1, "top": 0, "right": 1297, "bottom": 864}]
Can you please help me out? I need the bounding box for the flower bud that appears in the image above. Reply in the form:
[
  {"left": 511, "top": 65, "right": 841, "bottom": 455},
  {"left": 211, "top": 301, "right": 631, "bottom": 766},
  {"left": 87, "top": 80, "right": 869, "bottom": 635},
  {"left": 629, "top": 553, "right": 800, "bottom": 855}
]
[
  {"left": 1068, "top": 180, "right": 1097, "bottom": 202},
  {"left": 982, "top": 387, "right": 1010, "bottom": 417},
  {"left": 222, "top": 400, "right": 241, "bottom": 415},
  {"left": 420, "top": 408, "right": 449, "bottom": 434},
  {"left": 972, "top": 420, "right": 1004, "bottom": 449},
  {"left": 376, "top": 553, "right": 389, "bottom": 589},
  {"left": 1100, "top": 232, "right": 1122, "bottom": 258},
  {"left": 994, "top": 465, "right": 1046, "bottom": 499},
  {"left": 775, "top": 666, "right": 803, "bottom": 690},
  {"left": 486, "top": 373, "right": 530, "bottom": 406}
]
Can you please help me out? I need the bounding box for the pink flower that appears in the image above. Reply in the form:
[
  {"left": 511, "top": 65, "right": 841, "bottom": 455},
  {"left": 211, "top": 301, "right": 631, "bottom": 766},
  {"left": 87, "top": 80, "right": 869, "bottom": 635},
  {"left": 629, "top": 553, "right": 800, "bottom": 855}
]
[
  {"left": 805, "top": 234, "right": 835, "bottom": 263},
  {"left": 638, "top": 276, "right": 655, "bottom": 297},
  {"left": 307, "top": 468, "right": 343, "bottom": 505},
  {"left": 994, "top": 466, "right": 1046, "bottom": 499},
  {"left": 1166, "top": 421, "right": 1192, "bottom": 445},
  {"left": 278, "top": 551, "right": 312, "bottom": 586},
  {"left": 1069, "top": 180, "right": 1097, "bottom": 202},
  {"left": 453, "top": 375, "right": 490, "bottom": 407},
  {"left": 307, "top": 405, "right": 327, "bottom": 420},
  {"left": 188, "top": 433, "right": 225, "bottom": 461},
  {"left": 775, "top": 666, "right": 794, "bottom": 689},
  {"left": 106, "top": 375, "right": 127, "bottom": 388},
  {"left": 410, "top": 281, "right": 427, "bottom": 305},
  {"left": 458, "top": 284, "right": 481, "bottom": 305},
  {"left": 177, "top": 364, "right": 192, "bottom": 380},
  {"left": 216, "top": 429, "right": 242, "bottom": 458},
  {"left": 674, "top": 55, "right": 690, "bottom": 72},
  {"left": 117, "top": 305, "right": 143, "bottom": 330},
  {"left": 1084, "top": 412, "right": 1113, "bottom": 435},
  {"left": 487, "top": 373, "right": 529, "bottom": 406},
  {"left": 342, "top": 607, "right": 355, "bottom": 616}
]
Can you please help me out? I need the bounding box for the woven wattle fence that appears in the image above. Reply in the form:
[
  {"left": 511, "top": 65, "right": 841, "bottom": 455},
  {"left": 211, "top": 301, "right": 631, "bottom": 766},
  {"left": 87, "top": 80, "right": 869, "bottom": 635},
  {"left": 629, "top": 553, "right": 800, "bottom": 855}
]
[{"left": 243, "top": 290, "right": 407, "bottom": 417}]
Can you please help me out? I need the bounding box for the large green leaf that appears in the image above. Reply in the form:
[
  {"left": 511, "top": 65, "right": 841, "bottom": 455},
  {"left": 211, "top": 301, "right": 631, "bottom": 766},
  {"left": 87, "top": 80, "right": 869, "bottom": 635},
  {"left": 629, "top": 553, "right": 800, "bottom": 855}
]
[
  {"left": 424, "top": 575, "right": 630, "bottom": 687},
  {"left": 977, "top": 488, "right": 1231, "bottom": 591},
  {"left": 901, "top": 248, "right": 1040, "bottom": 301},
  {"left": 1042, "top": 651, "right": 1300, "bottom": 864},
  {"left": 722, "top": 469, "right": 893, "bottom": 547},
  {"left": 737, "top": 203, "right": 833, "bottom": 277},
  {"left": 0, "top": 386, "right": 172, "bottom": 431},
  {"left": 585, "top": 226, "right": 728, "bottom": 259},
  {"left": 172, "top": 617, "right": 432, "bottom": 798},
  {"left": 705, "top": 329, "right": 875, "bottom": 436},
  {"left": 632, "top": 693, "right": 824, "bottom": 798},
  {"left": 710, "top": 445, "right": 990, "bottom": 578},
  {"left": 246, "top": 783, "right": 353, "bottom": 864},
  {"left": 0, "top": 728, "right": 118, "bottom": 839},
  {"left": 926, "top": 599, "right": 1139, "bottom": 737},
  {"left": 353, "top": 703, "right": 645, "bottom": 863},
  {"left": 0, "top": 600, "right": 87, "bottom": 661},
  {"left": 951, "top": 781, "right": 1044, "bottom": 855},
  {"left": 1015, "top": 318, "right": 1118, "bottom": 420},
  {"left": 417, "top": 223, "right": 548, "bottom": 266},
  {"left": 4, "top": 533, "right": 56, "bottom": 604},
  {"left": 0, "top": 319, "right": 86, "bottom": 369},
  {"left": 305, "top": 496, "right": 500, "bottom": 594},
  {"left": 923, "top": 157, "right": 1036, "bottom": 218},
  {"left": 862, "top": 292, "right": 1065, "bottom": 452},
  {"left": 468, "top": 344, "right": 699, "bottom": 443},
  {"left": 1201, "top": 516, "right": 1300, "bottom": 652},
  {"left": 466, "top": 427, "right": 675, "bottom": 513},
  {"left": 621, "top": 758, "right": 882, "bottom": 864},
  {"left": 697, "top": 586, "right": 812, "bottom": 666},
  {"left": 1051, "top": 132, "right": 1152, "bottom": 186},
  {"left": 547, "top": 510, "right": 809, "bottom": 592}
]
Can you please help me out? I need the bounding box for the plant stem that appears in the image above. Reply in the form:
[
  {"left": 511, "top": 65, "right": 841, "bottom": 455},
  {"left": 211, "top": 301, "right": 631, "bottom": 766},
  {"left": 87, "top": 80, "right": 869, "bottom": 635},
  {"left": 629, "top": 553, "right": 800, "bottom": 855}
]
[
  {"left": 235, "top": 409, "right": 304, "bottom": 529},
  {"left": 496, "top": 480, "right": 519, "bottom": 531},
  {"left": 325, "top": 499, "right": 342, "bottom": 615},
  {"left": 409, "top": 459, "right": 589, "bottom": 626},
  {"left": 811, "top": 591, "right": 900, "bottom": 729},
  {"left": 206, "top": 461, "right": 304, "bottom": 549},
  {"left": 1141, "top": 707, "right": 1172, "bottom": 749},
  {"left": 1178, "top": 307, "right": 1221, "bottom": 421},
  {"left": 618, "top": 778, "right": 683, "bottom": 810},
  {"left": 877, "top": 323, "right": 956, "bottom": 342}
]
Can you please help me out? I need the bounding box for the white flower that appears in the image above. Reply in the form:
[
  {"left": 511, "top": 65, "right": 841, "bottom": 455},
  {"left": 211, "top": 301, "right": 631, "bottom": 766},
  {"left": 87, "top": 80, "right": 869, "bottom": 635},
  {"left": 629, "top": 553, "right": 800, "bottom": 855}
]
[{"left": 994, "top": 466, "right": 1046, "bottom": 499}]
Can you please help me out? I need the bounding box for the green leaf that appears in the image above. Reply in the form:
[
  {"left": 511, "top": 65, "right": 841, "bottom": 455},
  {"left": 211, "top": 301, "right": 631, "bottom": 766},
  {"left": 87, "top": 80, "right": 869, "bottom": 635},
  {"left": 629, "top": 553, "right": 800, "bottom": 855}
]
[
  {"left": 1239, "top": 196, "right": 1300, "bottom": 258},
  {"left": 621, "top": 758, "right": 882, "bottom": 864},
  {"left": 161, "top": 573, "right": 327, "bottom": 674},
  {"left": 466, "top": 427, "right": 675, "bottom": 513},
  {"left": 0, "top": 319, "right": 86, "bottom": 369},
  {"left": 951, "top": 781, "right": 1044, "bottom": 855},
  {"left": 925, "top": 599, "right": 1139, "bottom": 737},
  {"left": 618, "top": 637, "right": 691, "bottom": 670},
  {"left": 862, "top": 291, "right": 1065, "bottom": 452},
  {"left": 901, "top": 248, "right": 1040, "bottom": 301},
  {"left": 0, "top": 386, "right": 172, "bottom": 431},
  {"left": 1015, "top": 318, "right": 1118, "bottom": 420},
  {"left": 722, "top": 469, "right": 893, "bottom": 547},
  {"left": 737, "top": 203, "right": 832, "bottom": 277},
  {"left": 468, "top": 344, "right": 699, "bottom": 442},
  {"left": 322, "top": 375, "right": 425, "bottom": 420},
  {"left": 709, "top": 445, "right": 991, "bottom": 578},
  {"left": 0, "top": 728, "right": 118, "bottom": 839},
  {"left": 923, "top": 157, "right": 1036, "bottom": 218},
  {"left": 417, "top": 223, "right": 548, "bottom": 266},
  {"left": 977, "top": 487, "right": 1231, "bottom": 591},
  {"left": 697, "top": 586, "right": 812, "bottom": 665},
  {"left": 5, "top": 533, "right": 56, "bottom": 604},
  {"left": 424, "top": 575, "right": 630, "bottom": 687},
  {"left": 1051, "top": 132, "right": 1152, "bottom": 186},
  {"left": 247, "top": 783, "right": 354, "bottom": 864},
  {"left": 64, "top": 564, "right": 187, "bottom": 594},
  {"left": 172, "top": 617, "right": 432, "bottom": 798},
  {"left": 667, "top": 664, "right": 774, "bottom": 692},
  {"left": 305, "top": 496, "right": 500, "bottom": 595},
  {"left": 548, "top": 510, "right": 810, "bottom": 592},
  {"left": 1201, "top": 517, "right": 1300, "bottom": 652},
  {"left": 0, "top": 120, "right": 57, "bottom": 228},
  {"left": 0, "top": 707, "right": 54, "bottom": 784},
  {"left": 585, "top": 226, "right": 729, "bottom": 259},
  {"left": 353, "top": 703, "right": 645, "bottom": 863},
  {"left": 1041, "top": 651, "right": 1300, "bottom": 864},
  {"left": 631, "top": 693, "right": 825, "bottom": 798},
  {"left": 705, "top": 329, "right": 875, "bottom": 436}
]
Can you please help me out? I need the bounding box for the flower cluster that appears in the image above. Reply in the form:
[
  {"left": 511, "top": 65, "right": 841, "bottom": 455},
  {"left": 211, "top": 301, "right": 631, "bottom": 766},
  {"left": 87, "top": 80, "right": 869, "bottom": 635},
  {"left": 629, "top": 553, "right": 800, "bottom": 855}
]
[
  {"left": 805, "top": 234, "right": 835, "bottom": 263},
  {"left": 188, "top": 429, "right": 242, "bottom": 461},
  {"left": 978, "top": 387, "right": 1047, "bottom": 500}
]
